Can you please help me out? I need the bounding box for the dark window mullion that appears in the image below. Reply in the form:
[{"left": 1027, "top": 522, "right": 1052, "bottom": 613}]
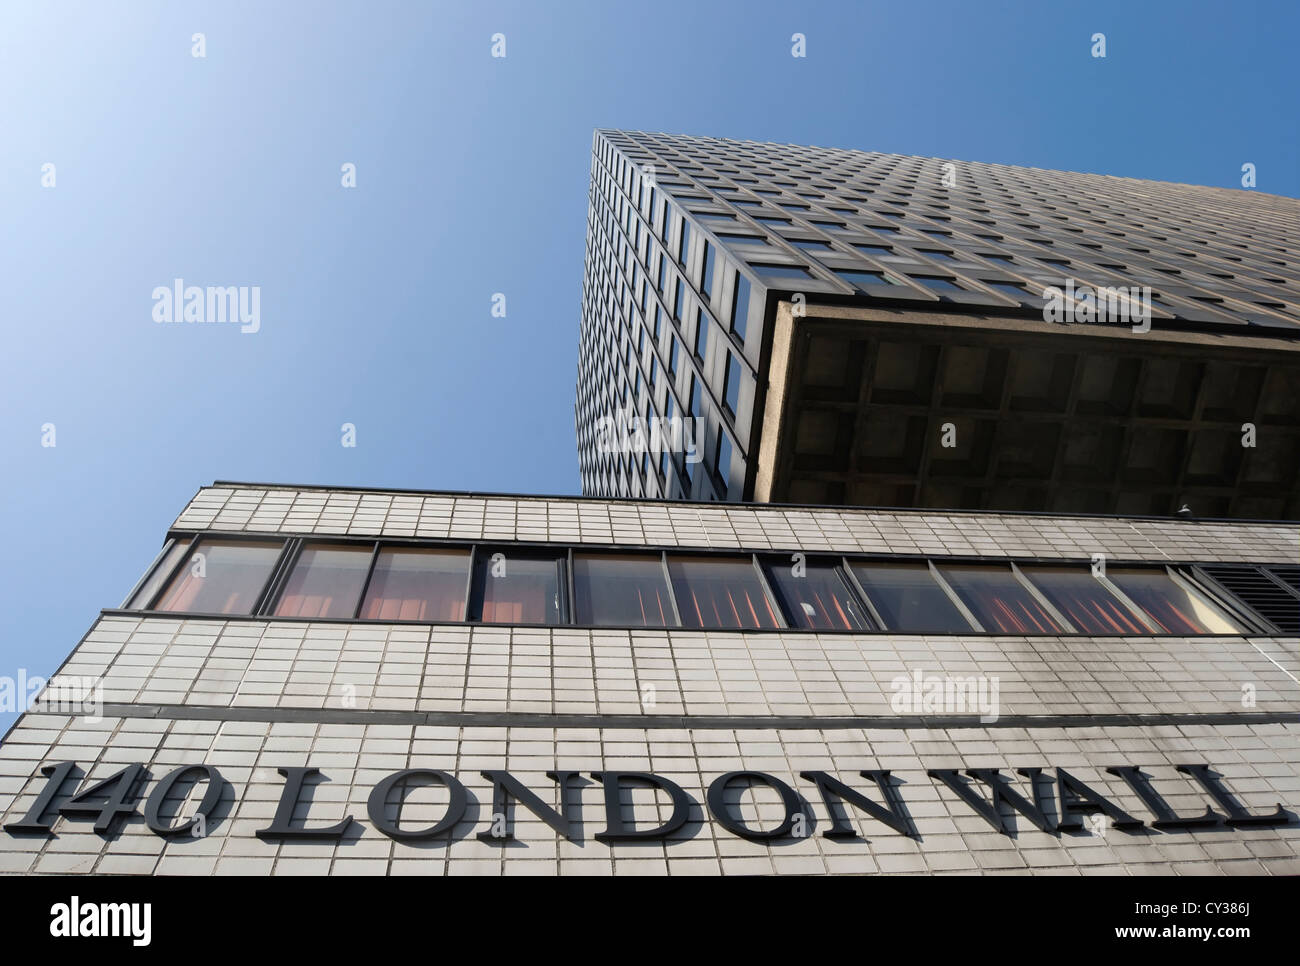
[
  {"left": 255, "top": 538, "right": 302, "bottom": 616},
  {"left": 352, "top": 542, "right": 382, "bottom": 620},
  {"left": 838, "top": 556, "right": 884, "bottom": 631},
  {"left": 1009, "top": 561, "right": 1076, "bottom": 632},
  {"left": 138, "top": 535, "right": 201, "bottom": 611},
  {"left": 464, "top": 545, "right": 480, "bottom": 623},
  {"left": 120, "top": 538, "right": 177, "bottom": 610},
  {"left": 750, "top": 554, "right": 786, "bottom": 629},
  {"left": 660, "top": 552, "right": 683, "bottom": 627},
  {"left": 927, "top": 561, "right": 984, "bottom": 632}
]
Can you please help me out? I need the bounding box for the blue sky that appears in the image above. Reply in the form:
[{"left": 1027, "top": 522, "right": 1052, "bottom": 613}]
[{"left": 1, "top": 0, "right": 1296, "bottom": 727}]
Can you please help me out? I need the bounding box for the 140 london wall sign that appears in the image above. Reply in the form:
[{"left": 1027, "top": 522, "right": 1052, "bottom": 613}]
[{"left": 3, "top": 760, "right": 1291, "bottom": 845}]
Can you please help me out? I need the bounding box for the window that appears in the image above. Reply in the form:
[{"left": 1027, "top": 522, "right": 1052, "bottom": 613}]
[
  {"left": 984, "top": 281, "right": 1028, "bottom": 298},
  {"left": 471, "top": 552, "right": 564, "bottom": 624},
  {"left": 731, "top": 272, "right": 751, "bottom": 341},
  {"left": 917, "top": 249, "right": 956, "bottom": 261},
  {"left": 668, "top": 556, "right": 780, "bottom": 629},
  {"left": 836, "top": 269, "right": 898, "bottom": 289},
  {"left": 668, "top": 337, "right": 679, "bottom": 374},
  {"left": 714, "top": 233, "right": 768, "bottom": 247},
  {"left": 573, "top": 554, "right": 675, "bottom": 626},
  {"left": 1020, "top": 566, "right": 1150, "bottom": 634},
  {"left": 854, "top": 244, "right": 893, "bottom": 256},
  {"left": 153, "top": 539, "right": 282, "bottom": 615},
  {"left": 1107, "top": 569, "right": 1243, "bottom": 634},
  {"left": 937, "top": 565, "right": 1066, "bottom": 633},
  {"left": 678, "top": 220, "right": 690, "bottom": 265},
  {"left": 723, "top": 353, "right": 741, "bottom": 417},
  {"left": 360, "top": 547, "right": 470, "bottom": 621},
  {"left": 694, "top": 308, "right": 708, "bottom": 361},
  {"left": 275, "top": 544, "right": 374, "bottom": 619},
  {"left": 701, "top": 241, "right": 716, "bottom": 301},
  {"left": 851, "top": 562, "right": 972, "bottom": 632},
  {"left": 673, "top": 281, "right": 684, "bottom": 321},
  {"left": 752, "top": 264, "right": 811, "bottom": 280},
  {"left": 913, "top": 276, "right": 964, "bottom": 292},
  {"left": 789, "top": 239, "right": 831, "bottom": 250},
  {"left": 714, "top": 429, "right": 733, "bottom": 493},
  {"left": 127, "top": 538, "right": 195, "bottom": 609},
  {"left": 764, "top": 559, "right": 872, "bottom": 630}
]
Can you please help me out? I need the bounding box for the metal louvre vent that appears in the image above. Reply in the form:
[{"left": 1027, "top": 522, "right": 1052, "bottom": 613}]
[
  {"left": 1199, "top": 565, "right": 1300, "bottom": 634},
  {"left": 1265, "top": 566, "right": 1300, "bottom": 596}
]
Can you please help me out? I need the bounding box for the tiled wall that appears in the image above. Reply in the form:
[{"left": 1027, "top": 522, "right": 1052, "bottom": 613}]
[
  {"left": 173, "top": 485, "right": 1300, "bottom": 563},
  {"left": 1, "top": 713, "right": 1296, "bottom": 876},
  {"left": 47, "top": 616, "right": 1300, "bottom": 719}
]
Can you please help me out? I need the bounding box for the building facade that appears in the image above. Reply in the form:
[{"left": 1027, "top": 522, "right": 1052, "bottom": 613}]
[
  {"left": 576, "top": 131, "right": 1300, "bottom": 517},
  {"left": 2, "top": 133, "right": 1296, "bottom": 876},
  {"left": 0, "top": 483, "right": 1297, "bottom": 875}
]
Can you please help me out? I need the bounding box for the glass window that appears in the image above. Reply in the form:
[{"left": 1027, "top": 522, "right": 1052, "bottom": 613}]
[
  {"left": 360, "top": 547, "right": 469, "bottom": 622},
  {"left": 714, "top": 429, "right": 733, "bottom": 493},
  {"left": 731, "top": 272, "right": 751, "bottom": 341},
  {"left": 984, "top": 281, "right": 1028, "bottom": 298},
  {"left": 764, "top": 559, "right": 872, "bottom": 630},
  {"left": 673, "top": 281, "right": 684, "bottom": 321},
  {"left": 573, "top": 554, "right": 675, "bottom": 626},
  {"left": 723, "top": 353, "right": 741, "bottom": 417},
  {"left": 715, "top": 233, "right": 768, "bottom": 247},
  {"left": 937, "top": 564, "right": 1066, "bottom": 633},
  {"left": 694, "top": 308, "right": 708, "bottom": 361},
  {"left": 472, "top": 552, "right": 564, "bottom": 624},
  {"left": 1107, "top": 569, "right": 1243, "bottom": 634},
  {"left": 752, "top": 264, "right": 811, "bottom": 280},
  {"left": 701, "top": 242, "right": 716, "bottom": 301},
  {"left": 678, "top": 220, "right": 690, "bottom": 265},
  {"left": 153, "top": 539, "right": 283, "bottom": 615},
  {"left": 1019, "top": 566, "right": 1149, "bottom": 634},
  {"left": 851, "top": 562, "right": 973, "bottom": 633},
  {"left": 914, "top": 276, "right": 964, "bottom": 291},
  {"left": 127, "top": 537, "right": 194, "bottom": 609},
  {"left": 836, "top": 269, "right": 898, "bottom": 288},
  {"left": 668, "top": 556, "right": 780, "bottom": 629},
  {"left": 668, "top": 337, "right": 679, "bottom": 374},
  {"left": 275, "top": 544, "right": 374, "bottom": 619}
]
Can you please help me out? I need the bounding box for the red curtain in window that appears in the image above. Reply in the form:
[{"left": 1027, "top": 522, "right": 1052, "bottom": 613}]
[
  {"left": 361, "top": 567, "right": 466, "bottom": 621},
  {"left": 481, "top": 581, "right": 548, "bottom": 623}
]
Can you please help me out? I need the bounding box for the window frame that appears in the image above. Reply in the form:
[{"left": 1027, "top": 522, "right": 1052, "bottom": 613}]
[{"left": 124, "top": 531, "right": 1273, "bottom": 637}]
